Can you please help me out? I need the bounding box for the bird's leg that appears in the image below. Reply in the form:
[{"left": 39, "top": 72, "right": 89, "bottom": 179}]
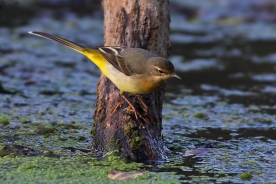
[
  {"left": 111, "top": 101, "right": 124, "bottom": 118},
  {"left": 135, "top": 94, "right": 155, "bottom": 123},
  {"left": 135, "top": 94, "right": 150, "bottom": 116},
  {"left": 120, "top": 93, "right": 145, "bottom": 120}
]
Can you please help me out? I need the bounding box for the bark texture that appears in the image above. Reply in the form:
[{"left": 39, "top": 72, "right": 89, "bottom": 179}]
[{"left": 92, "top": 0, "right": 170, "bottom": 161}]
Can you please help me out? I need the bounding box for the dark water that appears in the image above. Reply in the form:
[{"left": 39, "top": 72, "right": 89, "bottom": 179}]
[{"left": 0, "top": 0, "right": 276, "bottom": 183}]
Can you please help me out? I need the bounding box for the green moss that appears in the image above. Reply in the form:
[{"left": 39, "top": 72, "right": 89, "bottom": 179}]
[
  {"left": 128, "top": 131, "right": 143, "bottom": 149},
  {"left": 134, "top": 136, "right": 142, "bottom": 143},
  {"left": 123, "top": 123, "right": 144, "bottom": 149},
  {"left": 124, "top": 122, "right": 136, "bottom": 134}
]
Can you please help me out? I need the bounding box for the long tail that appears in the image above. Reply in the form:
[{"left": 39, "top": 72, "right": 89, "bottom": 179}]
[
  {"left": 28, "top": 31, "right": 86, "bottom": 53},
  {"left": 28, "top": 31, "right": 108, "bottom": 75}
]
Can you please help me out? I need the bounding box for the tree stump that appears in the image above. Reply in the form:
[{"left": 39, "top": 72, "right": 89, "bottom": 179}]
[{"left": 92, "top": 0, "right": 170, "bottom": 162}]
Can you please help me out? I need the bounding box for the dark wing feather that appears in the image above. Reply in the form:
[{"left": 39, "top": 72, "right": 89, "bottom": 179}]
[{"left": 96, "top": 46, "right": 133, "bottom": 76}]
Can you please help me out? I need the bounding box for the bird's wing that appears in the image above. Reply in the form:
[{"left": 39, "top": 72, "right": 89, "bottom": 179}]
[{"left": 96, "top": 46, "right": 133, "bottom": 76}]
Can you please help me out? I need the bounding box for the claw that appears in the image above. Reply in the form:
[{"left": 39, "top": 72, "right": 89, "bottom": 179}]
[
  {"left": 120, "top": 93, "right": 155, "bottom": 123},
  {"left": 135, "top": 94, "right": 150, "bottom": 115},
  {"left": 121, "top": 93, "right": 147, "bottom": 122}
]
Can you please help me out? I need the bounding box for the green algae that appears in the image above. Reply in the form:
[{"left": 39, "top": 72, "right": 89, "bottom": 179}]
[
  {"left": 240, "top": 172, "right": 253, "bottom": 180},
  {"left": 34, "top": 124, "right": 55, "bottom": 134},
  {"left": 0, "top": 155, "right": 180, "bottom": 184},
  {"left": 0, "top": 119, "right": 9, "bottom": 126},
  {"left": 0, "top": 115, "right": 11, "bottom": 126},
  {"left": 193, "top": 112, "right": 208, "bottom": 119}
]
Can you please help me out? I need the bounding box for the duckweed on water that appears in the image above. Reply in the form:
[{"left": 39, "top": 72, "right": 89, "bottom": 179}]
[
  {"left": 0, "top": 155, "right": 180, "bottom": 184},
  {"left": 34, "top": 124, "right": 55, "bottom": 134},
  {"left": 0, "top": 115, "right": 11, "bottom": 126},
  {"left": 0, "top": 119, "right": 9, "bottom": 126},
  {"left": 240, "top": 172, "right": 253, "bottom": 180},
  {"left": 193, "top": 112, "right": 208, "bottom": 119}
]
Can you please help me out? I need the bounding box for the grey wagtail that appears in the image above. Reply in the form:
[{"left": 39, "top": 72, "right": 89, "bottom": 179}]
[{"left": 28, "top": 31, "right": 180, "bottom": 119}]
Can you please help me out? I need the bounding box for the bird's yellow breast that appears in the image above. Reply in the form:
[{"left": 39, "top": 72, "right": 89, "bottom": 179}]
[
  {"left": 107, "top": 67, "right": 165, "bottom": 94},
  {"left": 134, "top": 76, "right": 165, "bottom": 94}
]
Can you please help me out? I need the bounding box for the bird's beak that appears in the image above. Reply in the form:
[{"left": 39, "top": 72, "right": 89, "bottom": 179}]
[{"left": 171, "top": 73, "right": 181, "bottom": 80}]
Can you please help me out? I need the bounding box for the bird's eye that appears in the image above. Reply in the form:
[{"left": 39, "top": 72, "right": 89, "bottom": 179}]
[{"left": 158, "top": 69, "right": 165, "bottom": 74}]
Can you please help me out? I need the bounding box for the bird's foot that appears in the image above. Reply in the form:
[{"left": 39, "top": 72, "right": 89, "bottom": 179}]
[
  {"left": 126, "top": 106, "right": 146, "bottom": 121},
  {"left": 135, "top": 94, "right": 156, "bottom": 123},
  {"left": 111, "top": 101, "right": 124, "bottom": 118},
  {"left": 121, "top": 93, "right": 147, "bottom": 121}
]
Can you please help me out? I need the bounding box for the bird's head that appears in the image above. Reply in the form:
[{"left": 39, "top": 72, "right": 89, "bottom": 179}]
[{"left": 147, "top": 57, "right": 181, "bottom": 80}]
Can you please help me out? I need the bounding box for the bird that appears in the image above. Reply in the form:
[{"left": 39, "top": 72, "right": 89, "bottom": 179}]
[{"left": 28, "top": 31, "right": 181, "bottom": 120}]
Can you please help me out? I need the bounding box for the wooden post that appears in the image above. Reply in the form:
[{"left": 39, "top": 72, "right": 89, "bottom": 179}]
[{"left": 92, "top": 0, "right": 170, "bottom": 161}]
